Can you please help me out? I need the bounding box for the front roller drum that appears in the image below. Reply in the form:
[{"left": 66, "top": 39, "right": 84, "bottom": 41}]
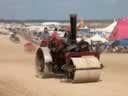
[
  {"left": 72, "top": 69, "right": 101, "bottom": 83},
  {"left": 66, "top": 56, "right": 102, "bottom": 83}
]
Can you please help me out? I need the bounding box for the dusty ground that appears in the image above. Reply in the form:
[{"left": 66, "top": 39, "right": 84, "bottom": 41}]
[{"left": 0, "top": 35, "right": 128, "bottom": 96}]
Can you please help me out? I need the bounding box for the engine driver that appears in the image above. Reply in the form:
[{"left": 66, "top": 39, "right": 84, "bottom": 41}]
[{"left": 77, "top": 36, "right": 90, "bottom": 52}]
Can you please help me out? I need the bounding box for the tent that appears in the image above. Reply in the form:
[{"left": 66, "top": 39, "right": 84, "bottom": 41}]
[
  {"left": 90, "top": 20, "right": 117, "bottom": 33},
  {"left": 81, "top": 34, "right": 108, "bottom": 44},
  {"left": 110, "top": 17, "right": 128, "bottom": 40},
  {"left": 112, "top": 39, "right": 128, "bottom": 46},
  {"left": 89, "top": 34, "right": 108, "bottom": 42}
]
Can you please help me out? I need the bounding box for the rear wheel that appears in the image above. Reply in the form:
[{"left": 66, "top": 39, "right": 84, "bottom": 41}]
[{"left": 35, "top": 48, "right": 51, "bottom": 78}]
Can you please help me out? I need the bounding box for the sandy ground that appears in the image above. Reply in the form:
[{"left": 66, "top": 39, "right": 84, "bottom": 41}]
[{"left": 0, "top": 34, "right": 128, "bottom": 96}]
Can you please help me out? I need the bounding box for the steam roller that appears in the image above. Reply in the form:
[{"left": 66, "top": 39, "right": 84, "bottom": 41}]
[{"left": 35, "top": 14, "right": 103, "bottom": 83}]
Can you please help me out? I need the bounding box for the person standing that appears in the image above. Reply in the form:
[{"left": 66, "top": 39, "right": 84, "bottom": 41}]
[
  {"left": 40, "top": 27, "right": 50, "bottom": 46},
  {"left": 51, "top": 28, "right": 58, "bottom": 39},
  {"left": 40, "top": 27, "right": 50, "bottom": 40}
]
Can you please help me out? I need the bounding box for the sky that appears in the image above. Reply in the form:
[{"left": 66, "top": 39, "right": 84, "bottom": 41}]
[{"left": 0, "top": 0, "right": 127, "bottom": 20}]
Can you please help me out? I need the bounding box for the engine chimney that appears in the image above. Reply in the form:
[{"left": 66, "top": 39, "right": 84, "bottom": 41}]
[{"left": 70, "top": 14, "right": 77, "bottom": 44}]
